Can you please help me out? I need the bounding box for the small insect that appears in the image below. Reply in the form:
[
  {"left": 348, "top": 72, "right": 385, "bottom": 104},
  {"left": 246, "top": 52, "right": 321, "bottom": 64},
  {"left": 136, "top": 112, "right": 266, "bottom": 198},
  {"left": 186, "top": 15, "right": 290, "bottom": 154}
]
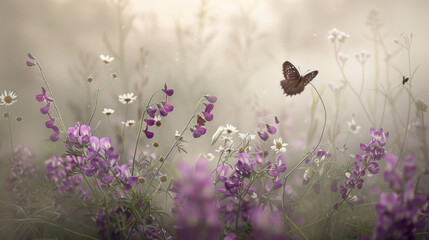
[
  {"left": 197, "top": 114, "right": 206, "bottom": 126},
  {"left": 402, "top": 76, "right": 409, "bottom": 85},
  {"left": 280, "top": 61, "right": 318, "bottom": 96}
]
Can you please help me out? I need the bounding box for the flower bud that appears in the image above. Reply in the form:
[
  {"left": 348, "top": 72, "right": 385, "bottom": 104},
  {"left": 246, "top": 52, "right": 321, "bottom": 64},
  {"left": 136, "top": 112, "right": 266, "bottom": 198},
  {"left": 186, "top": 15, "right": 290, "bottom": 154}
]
[
  {"left": 138, "top": 176, "right": 146, "bottom": 184},
  {"left": 160, "top": 175, "right": 168, "bottom": 182},
  {"left": 3, "top": 112, "right": 10, "bottom": 118}
]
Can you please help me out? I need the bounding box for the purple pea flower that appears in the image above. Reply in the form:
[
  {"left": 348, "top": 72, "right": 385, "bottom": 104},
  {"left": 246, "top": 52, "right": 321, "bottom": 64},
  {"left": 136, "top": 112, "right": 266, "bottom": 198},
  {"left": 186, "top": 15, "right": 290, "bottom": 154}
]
[
  {"left": 204, "top": 95, "right": 217, "bottom": 103},
  {"left": 163, "top": 83, "right": 174, "bottom": 96},
  {"left": 258, "top": 131, "right": 269, "bottom": 141},
  {"left": 266, "top": 124, "right": 277, "bottom": 135},
  {"left": 217, "top": 165, "right": 229, "bottom": 182}
]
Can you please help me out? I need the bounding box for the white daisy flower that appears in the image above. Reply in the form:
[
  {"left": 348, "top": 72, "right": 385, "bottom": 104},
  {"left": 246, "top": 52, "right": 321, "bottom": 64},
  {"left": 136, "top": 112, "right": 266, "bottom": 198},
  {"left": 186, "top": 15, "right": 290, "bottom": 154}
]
[
  {"left": 215, "top": 145, "right": 232, "bottom": 153},
  {"left": 221, "top": 136, "right": 233, "bottom": 144},
  {"left": 102, "top": 108, "right": 115, "bottom": 116},
  {"left": 99, "top": 54, "right": 114, "bottom": 64},
  {"left": 347, "top": 115, "right": 361, "bottom": 135},
  {"left": 121, "top": 120, "right": 136, "bottom": 127},
  {"left": 0, "top": 90, "right": 18, "bottom": 106},
  {"left": 118, "top": 93, "right": 137, "bottom": 104},
  {"left": 271, "top": 137, "right": 288, "bottom": 153},
  {"left": 223, "top": 124, "right": 239, "bottom": 135},
  {"left": 238, "top": 133, "right": 256, "bottom": 141}
]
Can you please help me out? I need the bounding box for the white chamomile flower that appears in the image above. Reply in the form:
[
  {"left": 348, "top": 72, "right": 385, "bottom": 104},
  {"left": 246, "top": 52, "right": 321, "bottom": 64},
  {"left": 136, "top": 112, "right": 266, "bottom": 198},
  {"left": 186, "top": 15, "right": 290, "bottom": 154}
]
[
  {"left": 121, "top": 120, "right": 136, "bottom": 127},
  {"left": 223, "top": 124, "right": 239, "bottom": 135},
  {"left": 271, "top": 137, "right": 288, "bottom": 153},
  {"left": 238, "top": 133, "right": 256, "bottom": 141},
  {"left": 347, "top": 115, "right": 361, "bottom": 135},
  {"left": 99, "top": 54, "right": 114, "bottom": 64},
  {"left": 118, "top": 93, "right": 137, "bottom": 104},
  {"left": 0, "top": 90, "right": 18, "bottom": 106},
  {"left": 102, "top": 108, "right": 115, "bottom": 116},
  {"left": 221, "top": 136, "right": 233, "bottom": 143}
]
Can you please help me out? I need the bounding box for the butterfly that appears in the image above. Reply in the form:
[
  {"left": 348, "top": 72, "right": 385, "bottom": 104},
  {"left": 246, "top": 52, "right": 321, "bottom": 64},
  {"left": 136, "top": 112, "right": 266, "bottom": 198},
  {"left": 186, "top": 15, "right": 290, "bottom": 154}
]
[
  {"left": 402, "top": 76, "right": 409, "bottom": 85},
  {"left": 280, "top": 61, "right": 318, "bottom": 96}
]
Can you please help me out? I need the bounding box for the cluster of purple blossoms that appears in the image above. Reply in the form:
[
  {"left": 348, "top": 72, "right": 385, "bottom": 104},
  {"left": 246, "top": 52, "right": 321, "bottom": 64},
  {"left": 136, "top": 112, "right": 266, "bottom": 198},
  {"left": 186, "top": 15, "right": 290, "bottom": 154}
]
[
  {"left": 66, "top": 122, "right": 139, "bottom": 190},
  {"left": 36, "top": 87, "right": 60, "bottom": 142},
  {"left": 369, "top": 153, "right": 429, "bottom": 240},
  {"left": 257, "top": 123, "right": 277, "bottom": 141},
  {"left": 45, "top": 155, "right": 90, "bottom": 201},
  {"left": 190, "top": 95, "right": 217, "bottom": 138},
  {"left": 217, "top": 151, "right": 262, "bottom": 228},
  {"left": 144, "top": 83, "right": 175, "bottom": 139},
  {"left": 269, "top": 155, "right": 287, "bottom": 188},
  {"left": 336, "top": 128, "right": 388, "bottom": 203},
  {"left": 170, "top": 157, "right": 220, "bottom": 240},
  {"left": 5, "top": 145, "right": 39, "bottom": 204}
]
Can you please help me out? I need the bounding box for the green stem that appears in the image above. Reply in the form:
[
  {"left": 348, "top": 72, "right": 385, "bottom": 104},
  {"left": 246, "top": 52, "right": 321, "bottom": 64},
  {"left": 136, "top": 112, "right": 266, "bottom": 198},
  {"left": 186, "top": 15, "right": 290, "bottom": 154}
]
[
  {"left": 399, "top": 42, "right": 413, "bottom": 163},
  {"left": 7, "top": 112, "right": 15, "bottom": 163},
  {"left": 131, "top": 90, "right": 161, "bottom": 176},
  {"left": 282, "top": 83, "right": 327, "bottom": 229},
  {"left": 88, "top": 89, "right": 101, "bottom": 126},
  {"left": 235, "top": 177, "right": 256, "bottom": 230},
  {"left": 333, "top": 46, "right": 375, "bottom": 127},
  {"left": 122, "top": 104, "right": 129, "bottom": 161},
  {"left": 145, "top": 97, "right": 205, "bottom": 194}
]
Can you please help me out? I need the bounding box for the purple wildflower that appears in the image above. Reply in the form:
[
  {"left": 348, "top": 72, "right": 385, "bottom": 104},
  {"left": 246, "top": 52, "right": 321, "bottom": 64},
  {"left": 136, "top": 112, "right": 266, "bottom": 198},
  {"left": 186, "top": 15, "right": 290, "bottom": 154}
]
[
  {"left": 258, "top": 131, "right": 269, "bottom": 141},
  {"left": 170, "top": 157, "right": 220, "bottom": 240},
  {"left": 36, "top": 87, "right": 59, "bottom": 142}
]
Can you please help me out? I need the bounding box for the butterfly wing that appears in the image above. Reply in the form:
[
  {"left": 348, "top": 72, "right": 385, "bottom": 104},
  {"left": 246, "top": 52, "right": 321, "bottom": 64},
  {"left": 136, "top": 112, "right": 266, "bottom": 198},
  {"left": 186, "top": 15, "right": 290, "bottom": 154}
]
[
  {"left": 281, "top": 61, "right": 302, "bottom": 96},
  {"left": 282, "top": 61, "right": 300, "bottom": 81},
  {"left": 301, "top": 71, "right": 319, "bottom": 86}
]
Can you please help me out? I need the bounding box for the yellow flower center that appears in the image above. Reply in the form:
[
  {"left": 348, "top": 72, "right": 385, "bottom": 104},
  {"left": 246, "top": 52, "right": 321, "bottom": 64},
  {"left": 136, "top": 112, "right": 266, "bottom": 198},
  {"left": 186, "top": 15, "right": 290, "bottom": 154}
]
[
  {"left": 125, "top": 98, "right": 131, "bottom": 102},
  {"left": 4, "top": 95, "right": 12, "bottom": 103},
  {"left": 276, "top": 141, "right": 283, "bottom": 149},
  {"left": 351, "top": 124, "right": 357, "bottom": 131}
]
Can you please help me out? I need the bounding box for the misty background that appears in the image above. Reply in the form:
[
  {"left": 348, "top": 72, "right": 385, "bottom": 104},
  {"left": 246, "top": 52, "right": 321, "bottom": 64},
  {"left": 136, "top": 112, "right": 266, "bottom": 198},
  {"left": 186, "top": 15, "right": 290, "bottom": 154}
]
[{"left": 0, "top": 0, "right": 428, "bottom": 168}]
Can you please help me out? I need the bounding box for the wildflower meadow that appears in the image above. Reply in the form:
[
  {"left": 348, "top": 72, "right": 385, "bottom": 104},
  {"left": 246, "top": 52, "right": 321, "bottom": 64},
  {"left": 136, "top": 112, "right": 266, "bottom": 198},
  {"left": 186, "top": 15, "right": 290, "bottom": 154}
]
[{"left": 1, "top": 0, "right": 429, "bottom": 239}]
